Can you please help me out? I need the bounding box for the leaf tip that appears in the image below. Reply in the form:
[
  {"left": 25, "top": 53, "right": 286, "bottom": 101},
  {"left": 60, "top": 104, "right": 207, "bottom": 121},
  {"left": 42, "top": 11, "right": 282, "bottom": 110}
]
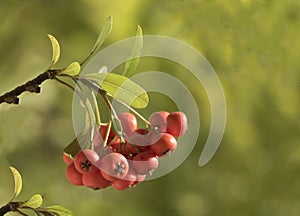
[
  {"left": 47, "top": 34, "right": 61, "bottom": 66},
  {"left": 107, "top": 16, "right": 113, "bottom": 22},
  {"left": 9, "top": 166, "right": 23, "bottom": 199}
]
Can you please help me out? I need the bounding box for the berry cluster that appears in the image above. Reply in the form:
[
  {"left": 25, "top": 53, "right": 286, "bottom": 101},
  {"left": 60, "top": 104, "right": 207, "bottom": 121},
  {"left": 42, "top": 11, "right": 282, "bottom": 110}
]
[{"left": 64, "top": 111, "right": 187, "bottom": 191}]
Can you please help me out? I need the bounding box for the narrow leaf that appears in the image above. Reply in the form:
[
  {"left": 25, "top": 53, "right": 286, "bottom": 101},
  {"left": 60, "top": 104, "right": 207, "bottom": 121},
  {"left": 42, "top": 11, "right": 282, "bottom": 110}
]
[
  {"left": 92, "top": 16, "right": 113, "bottom": 52},
  {"left": 111, "top": 114, "right": 123, "bottom": 137},
  {"left": 84, "top": 96, "right": 96, "bottom": 137},
  {"left": 123, "top": 25, "right": 143, "bottom": 77},
  {"left": 60, "top": 62, "right": 81, "bottom": 76},
  {"left": 81, "top": 17, "right": 113, "bottom": 65},
  {"left": 33, "top": 210, "right": 43, "bottom": 216},
  {"left": 66, "top": 83, "right": 96, "bottom": 155},
  {"left": 82, "top": 73, "right": 149, "bottom": 108},
  {"left": 37, "top": 210, "right": 56, "bottom": 216},
  {"left": 22, "top": 194, "right": 43, "bottom": 209},
  {"left": 9, "top": 166, "right": 22, "bottom": 199},
  {"left": 64, "top": 110, "right": 95, "bottom": 157},
  {"left": 47, "top": 34, "right": 60, "bottom": 66},
  {"left": 46, "top": 205, "right": 73, "bottom": 216}
]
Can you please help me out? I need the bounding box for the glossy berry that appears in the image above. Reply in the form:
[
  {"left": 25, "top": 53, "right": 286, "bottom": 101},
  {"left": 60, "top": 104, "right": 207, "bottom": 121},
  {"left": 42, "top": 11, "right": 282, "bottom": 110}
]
[
  {"left": 100, "top": 152, "right": 129, "bottom": 182},
  {"left": 99, "top": 125, "right": 117, "bottom": 142},
  {"left": 82, "top": 171, "right": 111, "bottom": 189},
  {"left": 64, "top": 111, "right": 188, "bottom": 191},
  {"left": 166, "top": 112, "right": 188, "bottom": 137},
  {"left": 127, "top": 128, "right": 151, "bottom": 150},
  {"left": 63, "top": 153, "right": 73, "bottom": 165},
  {"left": 132, "top": 173, "right": 146, "bottom": 186},
  {"left": 112, "top": 169, "right": 136, "bottom": 191},
  {"left": 149, "top": 111, "right": 169, "bottom": 133},
  {"left": 66, "top": 163, "right": 83, "bottom": 186},
  {"left": 110, "top": 142, "right": 142, "bottom": 157},
  {"left": 74, "top": 150, "right": 100, "bottom": 174},
  {"left": 118, "top": 112, "right": 137, "bottom": 136},
  {"left": 133, "top": 151, "right": 159, "bottom": 175},
  {"left": 110, "top": 142, "right": 127, "bottom": 155},
  {"left": 150, "top": 133, "right": 177, "bottom": 156},
  {"left": 93, "top": 125, "right": 120, "bottom": 153}
]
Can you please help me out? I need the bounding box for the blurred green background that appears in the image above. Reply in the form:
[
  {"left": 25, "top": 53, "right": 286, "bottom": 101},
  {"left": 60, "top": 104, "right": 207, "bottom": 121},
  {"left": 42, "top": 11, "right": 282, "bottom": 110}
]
[{"left": 0, "top": 0, "right": 300, "bottom": 215}]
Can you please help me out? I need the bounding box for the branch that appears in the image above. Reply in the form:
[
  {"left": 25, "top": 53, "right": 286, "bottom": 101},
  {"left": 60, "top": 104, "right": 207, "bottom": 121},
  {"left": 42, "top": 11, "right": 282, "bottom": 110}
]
[
  {"left": 0, "top": 202, "right": 21, "bottom": 216},
  {"left": 0, "top": 69, "right": 60, "bottom": 105}
]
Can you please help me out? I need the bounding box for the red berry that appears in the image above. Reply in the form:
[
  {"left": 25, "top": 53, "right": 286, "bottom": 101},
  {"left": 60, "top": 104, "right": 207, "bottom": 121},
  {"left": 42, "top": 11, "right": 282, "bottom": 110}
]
[
  {"left": 126, "top": 143, "right": 141, "bottom": 155},
  {"left": 127, "top": 128, "right": 151, "bottom": 150},
  {"left": 110, "top": 142, "right": 125, "bottom": 154},
  {"left": 166, "top": 112, "right": 188, "bottom": 137},
  {"left": 66, "top": 163, "right": 83, "bottom": 186},
  {"left": 74, "top": 150, "right": 100, "bottom": 174},
  {"left": 134, "top": 128, "right": 149, "bottom": 135},
  {"left": 149, "top": 111, "right": 169, "bottom": 133},
  {"left": 82, "top": 171, "right": 111, "bottom": 189},
  {"left": 99, "top": 125, "right": 117, "bottom": 142},
  {"left": 132, "top": 173, "right": 146, "bottom": 186},
  {"left": 133, "top": 151, "right": 159, "bottom": 175},
  {"left": 93, "top": 125, "right": 120, "bottom": 153},
  {"left": 112, "top": 169, "right": 136, "bottom": 191},
  {"left": 110, "top": 142, "right": 135, "bottom": 156},
  {"left": 100, "top": 152, "right": 129, "bottom": 182},
  {"left": 93, "top": 128, "right": 103, "bottom": 147},
  {"left": 150, "top": 133, "right": 177, "bottom": 156},
  {"left": 63, "top": 153, "right": 73, "bottom": 165},
  {"left": 118, "top": 112, "right": 137, "bottom": 136}
]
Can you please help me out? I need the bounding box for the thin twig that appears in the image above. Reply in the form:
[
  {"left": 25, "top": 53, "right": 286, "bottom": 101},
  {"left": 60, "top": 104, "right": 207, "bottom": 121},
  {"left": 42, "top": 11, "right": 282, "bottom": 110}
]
[
  {"left": 0, "top": 69, "right": 60, "bottom": 105},
  {"left": 76, "top": 77, "right": 150, "bottom": 126},
  {"left": 91, "top": 91, "right": 101, "bottom": 127},
  {"left": 111, "top": 97, "right": 150, "bottom": 125},
  {"left": 0, "top": 202, "right": 22, "bottom": 216},
  {"left": 54, "top": 77, "right": 95, "bottom": 145},
  {"left": 15, "top": 209, "right": 28, "bottom": 216}
]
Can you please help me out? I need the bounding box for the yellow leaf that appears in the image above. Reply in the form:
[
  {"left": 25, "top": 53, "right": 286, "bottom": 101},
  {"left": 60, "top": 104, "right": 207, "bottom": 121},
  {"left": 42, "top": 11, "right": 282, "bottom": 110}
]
[
  {"left": 22, "top": 194, "right": 43, "bottom": 208},
  {"left": 47, "top": 34, "right": 61, "bottom": 66},
  {"left": 9, "top": 166, "right": 22, "bottom": 200},
  {"left": 60, "top": 62, "right": 81, "bottom": 76}
]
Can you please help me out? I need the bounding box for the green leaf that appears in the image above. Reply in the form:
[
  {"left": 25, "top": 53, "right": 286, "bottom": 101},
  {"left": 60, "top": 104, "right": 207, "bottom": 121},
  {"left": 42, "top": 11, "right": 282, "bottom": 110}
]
[
  {"left": 9, "top": 166, "right": 22, "bottom": 200},
  {"left": 123, "top": 25, "right": 143, "bottom": 77},
  {"left": 46, "top": 205, "right": 73, "bottom": 216},
  {"left": 92, "top": 16, "right": 113, "bottom": 52},
  {"left": 84, "top": 96, "right": 96, "bottom": 136},
  {"left": 64, "top": 82, "right": 96, "bottom": 156},
  {"left": 64, "top": 135, "right": 83, "bottom": 158},
  {"left": 111, "top": 112, "right": 123, "bottom": 137},
  {"left": 82, "top": 73, "right": 149, "bottom": 108},
  {"left": 60, "top": 62, "right": 81, "bottom": 76},
  {"left": 47, "top": 34, "right": 60, "bottom": 66},
  {"left": 64, "top": 112, "right": 95, "bottom": 157},
  {"left": 81, "top": 16, "right": 113, "bottom": 66},
  {"left": 37, "top": 210, "right": 56, "bottom": 216},
  {"left": 22, "top": 194, "right": 43, "bottom": 209},
  {"left": 33, "top": 210, "right": 43, "bottom": 216}
]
